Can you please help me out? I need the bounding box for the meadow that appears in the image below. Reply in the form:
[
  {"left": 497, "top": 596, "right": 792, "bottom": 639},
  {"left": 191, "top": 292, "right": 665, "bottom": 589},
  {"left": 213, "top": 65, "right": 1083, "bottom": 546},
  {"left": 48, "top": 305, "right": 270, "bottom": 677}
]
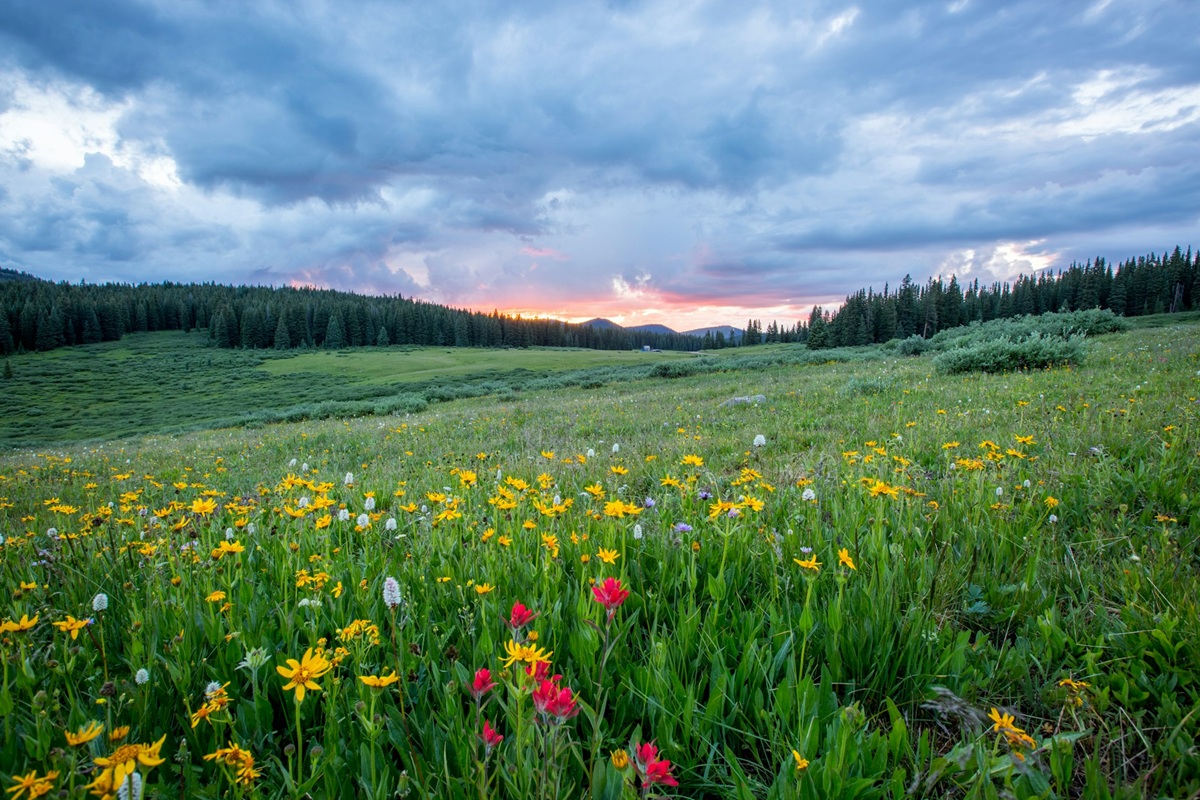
[{"left": 1, "top": 318, "right": 1197, "bottom": 799}]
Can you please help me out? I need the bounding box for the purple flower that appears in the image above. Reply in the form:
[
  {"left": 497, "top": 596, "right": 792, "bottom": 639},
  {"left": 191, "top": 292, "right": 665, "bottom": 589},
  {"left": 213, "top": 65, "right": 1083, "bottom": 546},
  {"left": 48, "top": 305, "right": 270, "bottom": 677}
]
[
  {"left": 674, "top": 522, "right": 693, "bottom": 533},
  {"left": 800, "top": 546, "right": 813, "bottom": 554},
  {"left": 698, "top": 490, "right": 713, "bottom": 500},
  {"left": 644, "top": 497, "right": 656, "bottom": 508}
]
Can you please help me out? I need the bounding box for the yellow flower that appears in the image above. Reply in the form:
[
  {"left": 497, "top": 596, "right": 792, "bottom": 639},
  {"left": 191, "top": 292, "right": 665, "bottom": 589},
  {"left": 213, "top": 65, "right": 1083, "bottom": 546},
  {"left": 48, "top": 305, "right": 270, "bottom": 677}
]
[
  {"left": 838, "top": 548, "right": 856, "bottom": 571},
  {"left": 109, "top": 725, "right": 130, "bottom": 741},
  {"left": 540, "top": 450, "right": 555, "bottom": 460},
  {"left": 19, "top": 581, "right": 37, "bottom": 591},
  {"left": 1044, "top": 496, "right": 1059, "bottom": 508},
  {"left": 211, "top": 540, "right": 245, "bottom": 559},
  {"left": 6, "top": 769, "right": 58, "bottom": 800},
  {"left": 0, "top": 614, "right": 38, "bottom": 634},
  {"left": 359, "top": 672, "right": 401, "bottom": 689},
  {"left": 276, "top": 648, "right": 332, "bottom": 703},
  {"left": 793, "top": 556, "right": 821, "bottom": 573},
  {"left": 475, "top": 583, "right": 495, "bottom": 595},
  {"left": 64, "top": 720, "right": 104, "bottom": 747},
  {"left": 89, "top": 735, "right": 166, "bottom": 795},
  {"left": 987, "top": 707, "right": 1017, "bottom": 733},
  {"left": 610, "top": 465, "right": 629, "bottom": 476},
  {"left": 500, "top": 639, "right": 553, "bottom": 669},
  {"left": 1015, "top": 435, "right": 1035, "bottom": 445},
  {"left": 52, "top": 615, "right": 89, "bottom": 640},
  {"left": 596, "top": 548, "right": 620, "bottom": 565},
  {"left": 611, "top": 750, "right": 629, "bottom": 769},
  {"left": 681, "top": 454, "right": 704, "bottom": 467},
  {"left": 206, "top": 591, "right": 226, "bottom": 603},
  {"left": 792, "top": 750, "right": 809, "bottom": 771},
  {"left": 190, "top": 497, "right": 218, "bottom": 516}
]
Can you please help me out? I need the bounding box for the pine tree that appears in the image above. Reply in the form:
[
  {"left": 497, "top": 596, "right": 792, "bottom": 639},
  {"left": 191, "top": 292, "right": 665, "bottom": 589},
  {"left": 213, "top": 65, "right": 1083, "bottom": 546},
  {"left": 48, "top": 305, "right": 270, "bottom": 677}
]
[
  {"left": 274, "top": 313, "right": 291, "bottom": 350},
  {"left": 325, "top": 312, "right": 346, "bottom": 349},
  {"left": 376, "top": 327, "right": 390, "bottom": 347}
]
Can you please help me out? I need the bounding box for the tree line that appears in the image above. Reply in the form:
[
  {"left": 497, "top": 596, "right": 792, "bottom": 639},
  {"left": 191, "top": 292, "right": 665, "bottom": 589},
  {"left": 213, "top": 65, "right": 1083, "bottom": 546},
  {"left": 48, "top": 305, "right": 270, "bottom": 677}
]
[
  {"left": 735, "top": 245, "right": 1198, "bottom": 349},
  {"left": 0, "top": 277, "right": 704, "bottom": 355}
]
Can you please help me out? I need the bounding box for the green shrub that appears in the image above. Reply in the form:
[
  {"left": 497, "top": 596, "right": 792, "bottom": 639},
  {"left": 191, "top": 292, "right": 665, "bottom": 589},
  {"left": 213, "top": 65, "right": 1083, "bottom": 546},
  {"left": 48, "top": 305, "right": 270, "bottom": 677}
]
[{"left": 933, "top": 332, "right": 1086, "bottom": 373}]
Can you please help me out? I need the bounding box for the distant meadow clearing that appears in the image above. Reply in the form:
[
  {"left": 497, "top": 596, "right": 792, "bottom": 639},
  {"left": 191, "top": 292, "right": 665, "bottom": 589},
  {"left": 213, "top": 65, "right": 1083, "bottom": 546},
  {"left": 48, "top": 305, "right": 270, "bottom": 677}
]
[{"left": 1, "top": 318, "right": 1198, "bottom": 799}]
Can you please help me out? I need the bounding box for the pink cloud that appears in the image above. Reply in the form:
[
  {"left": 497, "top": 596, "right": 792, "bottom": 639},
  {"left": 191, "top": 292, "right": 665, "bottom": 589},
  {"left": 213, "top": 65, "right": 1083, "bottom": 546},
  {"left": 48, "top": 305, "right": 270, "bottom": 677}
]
[{"left": 519, "top": 246, "right": 569, "bottom": 260}]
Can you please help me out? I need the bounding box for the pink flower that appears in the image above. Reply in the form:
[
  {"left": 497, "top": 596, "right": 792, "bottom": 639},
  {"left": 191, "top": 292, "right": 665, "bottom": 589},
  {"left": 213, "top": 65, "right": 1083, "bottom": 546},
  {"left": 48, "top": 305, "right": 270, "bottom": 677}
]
[
  {"left": 506, "top": 601, "right": 538, "bottom": 632},
  {"left": 634, "top": 740, "right": 679, "bottom": 787},
  {"left": 471, "top": 667, "right": 496, "bottom": 699},
  {"left": 591, "top": 577, "right": 630, "bottom": 621},
  {"left": 532, "top": 678, "right": 580, "bottom": 723},
  {"left": 524, "top": 661, "right": 556, "bottom": 682},
  {"left": 480, "top": 719, "right": 503, "bottom": 751}
]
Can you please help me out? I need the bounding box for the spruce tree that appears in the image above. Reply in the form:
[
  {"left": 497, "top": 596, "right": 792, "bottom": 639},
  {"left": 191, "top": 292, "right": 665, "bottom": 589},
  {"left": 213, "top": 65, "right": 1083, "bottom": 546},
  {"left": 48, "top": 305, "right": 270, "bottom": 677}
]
[
  {"left": 325, "top": 313, "right": 346, "bottom": 349},
  {"left": 274, "top": 314, "right": 291, "bottom": 350}
]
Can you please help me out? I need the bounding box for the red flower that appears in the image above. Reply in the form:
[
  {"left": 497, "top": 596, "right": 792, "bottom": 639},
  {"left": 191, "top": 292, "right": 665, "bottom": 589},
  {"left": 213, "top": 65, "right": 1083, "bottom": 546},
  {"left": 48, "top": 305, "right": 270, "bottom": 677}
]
[
  {"left": 471, "top": 667, "right": 497, "bottom": 699},
  {"left": 480, "top": 719, "right": 503, "bottom": 751},
  {"left": 591, "top": 577, "right": 630, "bottom": 621},
  {"left": 634, "top": 741, "right": 679, "bottom": 787},
  {"left": 524, "top": 661, "right": 557, "bottom": 682},
  {"left": 506, "top": 601, "right": 538, "bottom": 632},
  {"left": 532, "top": 678, "right": 580, "bottom": 723}
]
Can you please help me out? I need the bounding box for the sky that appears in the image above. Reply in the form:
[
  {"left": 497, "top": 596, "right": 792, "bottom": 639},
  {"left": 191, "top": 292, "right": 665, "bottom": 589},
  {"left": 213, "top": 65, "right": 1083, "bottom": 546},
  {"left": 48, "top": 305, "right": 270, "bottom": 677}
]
[{"left": 1, "top": 1, "right": 1198, "bottom": 332}]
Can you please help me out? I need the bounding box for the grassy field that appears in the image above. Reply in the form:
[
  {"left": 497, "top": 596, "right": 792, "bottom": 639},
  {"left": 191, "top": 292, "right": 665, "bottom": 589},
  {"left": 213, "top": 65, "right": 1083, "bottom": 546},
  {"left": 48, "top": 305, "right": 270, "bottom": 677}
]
[
  {"left": 0, "top": 333, "right": 690, "bottom": 448},
  {"left": 0, "top": 319, "right": 1197, "bottom": 799}
]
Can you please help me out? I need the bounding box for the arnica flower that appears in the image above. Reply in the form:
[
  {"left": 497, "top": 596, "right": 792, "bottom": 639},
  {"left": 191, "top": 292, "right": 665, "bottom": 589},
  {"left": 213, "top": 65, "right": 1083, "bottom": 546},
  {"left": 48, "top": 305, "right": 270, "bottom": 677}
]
[
  {"left": 501, "top": 639, "right": 553, "bottom": 670},
  {"left": 52, "top": 615, "right": 90, "bottom": 640},
  {"left": 7, "top": 769, "right": 59, "bottom": 800},
  {"left": 65, "top": 720, "right": 105, "bottom": 747},
  {"left": 611, "top": 749, "right": 630, "bottom": 769},
  {"left": 0, "top": 614, "right": 38, "bottom": 633},
  {"left": 88, "top": 735, "right": 166, "bottom": 798},
  {"left": 792, "top": 750, "right": 809, "bottom": 771},
  {"left": 359, "top": 672, "right": 400, "bottom": 689},
  {"left": 633, "top": 741, "right": 678, "bottom": 787},
  {"left": 597, "top": 548, "right": 620, "bottom": 565},
  {"left": 382, "top": 577, "right": 402, "bottom": 609},
  {"left": 471, "top": 668, "right": 497, "bottom": 699},
  {"left": 276, "top": 648, "right": 332, "bottom": 703},
  {"left": 480, "top": 720, "right": 503, "bottom": 751},
  {"left": 506, "top": 601, "right": 538, "bottom": 632},
  {"left": 591, "top": 577, "right": 630, "bottom": 622},
  {"left": 532, "top": 677, "right": 580, "bottom": 723},
  {"left": 474, "top": 583, "right": 495, "bottom": 595},
  {"left": 793, "top": 555, "right": 821, "bottom": 573},
  {"left": 838, "top": 548, "right": 857, "bottom": 571}
]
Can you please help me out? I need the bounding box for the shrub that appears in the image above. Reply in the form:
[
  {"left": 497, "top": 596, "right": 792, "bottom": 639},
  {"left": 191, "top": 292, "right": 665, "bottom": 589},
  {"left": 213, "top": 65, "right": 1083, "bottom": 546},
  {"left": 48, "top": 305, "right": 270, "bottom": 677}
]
[
  {"left": 895, "top": 335, "right": 931, "bottom": 356},
  {"left": 933, "top": 332, "right": 1086, "bottom": 373}
]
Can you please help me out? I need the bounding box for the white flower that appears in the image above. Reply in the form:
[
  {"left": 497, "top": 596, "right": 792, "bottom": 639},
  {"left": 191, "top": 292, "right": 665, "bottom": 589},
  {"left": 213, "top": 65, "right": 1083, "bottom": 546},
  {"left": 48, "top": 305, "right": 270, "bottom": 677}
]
[
  {"left": 117, "top": 771, "right": 143, "bottom": 800},
  {"left": 356, "top": 513, "right": 370, "bottom": 527},
  {"left": 301, "top": 462, "right": 309, "bottom": 472},
  {"left": 289, "top": 458, "right": 298, "bottom": 467},
  {"left": 995, "top": 487, "right": 1004, "bottom": 497},
  {"left": 383, "top": 576, "right": 402, "bottom": 609},
  {"left": 297, "top": 598, "right": 322, "bottom": 609},
  {"left": 135, "top": 668, "right": 149, "bottom": 686},
  {"left": 753, "top": 434, "right": 767, "bottom": 448},
  {"left": 204, "top": 681, "right": 223, "bottom": 697},
  {"left": 247, "top": 523, "right": 256, "bottom": 534},
  {"left": 802, "top": 488, "right": 816, "bottom": 502},
  {"left": 587, "top": 448, "right": 596, "bottom": 458},
  {"left": 385, "top": 517, "right": 397, "bottom": 531},
  {"left": 344, "top": 472, "right": 354, "bottom": 486},
  {"left": 632, "top": 524, "right": 643, "bottom": 540},
  {"left": 47, "top": 527, "right": 58, "bottom": 538},
  {"left": 1048, "top": 514, "right": 1058, "bottom": 524},
  {"left": 225, "top": 528, "right": 234, "bottom": 540},
  {"left": 338, "top": 509, "right": 351, "bottom": 522},
  {"left": 364, "top": 496, "right": 376, "bottom": 511},
  {"left": 1022, "top": 479, "right": 1031, "bottom": 488},
  {"left": 298, "top": 496, "right": 310, "bottom": 508},
  {"left": 92, "top": 593, "right": 108, "bottom": 612},
  {"left": 612, "top": 443, "right": 620, "bottom": 454}
]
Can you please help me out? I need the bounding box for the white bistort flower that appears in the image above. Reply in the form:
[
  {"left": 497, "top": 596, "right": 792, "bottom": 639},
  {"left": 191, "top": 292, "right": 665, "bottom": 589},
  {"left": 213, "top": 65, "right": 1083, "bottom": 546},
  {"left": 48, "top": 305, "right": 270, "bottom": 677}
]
[
  {"left": 383, "top": 576, "right": 402, "bottom": 609},
  {"left": 612, "top": 443, "right": 620, "bottom": 454},
  {"left": 344, "top": 472, "right": 355, "bottom": 486},
  {"left": 356, "top": 513, "right": 370, "bottom": 527},
  {"left": 753, "top": 434, "right": 767, "bottom": 448},
  {"left": 92, "top": 593, "right": 108, "bottom": 612},
  {"left": 632, "top": 524, "right": 643, "bottom": 540},
  {"left": 117, "top": 771, "right": 143, "bottom": 800},
  {"left": 802, "top": 488, "right": 816, "bottom": 502},
  {"left": 338, "top": 509, "right": 351, "bottom": 522},
  {"left": 385, "top": 517, "right": 397, "bottom": 531},
  {"left": 135, "top": 668, "right": 150, "bottom": 686},
  {"left": 364, "top": 496, "right": 376, "bottom": 511}
]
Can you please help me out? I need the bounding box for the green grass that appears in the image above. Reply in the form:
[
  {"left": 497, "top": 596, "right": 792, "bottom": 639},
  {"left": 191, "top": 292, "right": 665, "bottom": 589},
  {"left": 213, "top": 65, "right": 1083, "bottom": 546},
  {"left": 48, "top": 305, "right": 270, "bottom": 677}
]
[
  {"left": 0, "top": 333, "right": 691, "bottom": 448},
  {"left": 1, "top": 319, "right": 1198, "bottom": 799}
]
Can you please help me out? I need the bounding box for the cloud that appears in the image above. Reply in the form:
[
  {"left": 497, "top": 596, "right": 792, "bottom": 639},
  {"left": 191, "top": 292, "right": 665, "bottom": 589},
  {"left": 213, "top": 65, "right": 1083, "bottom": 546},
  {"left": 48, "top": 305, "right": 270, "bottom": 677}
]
[{"left": 0, "top": 0, "right": 1197, "bottom": 328}]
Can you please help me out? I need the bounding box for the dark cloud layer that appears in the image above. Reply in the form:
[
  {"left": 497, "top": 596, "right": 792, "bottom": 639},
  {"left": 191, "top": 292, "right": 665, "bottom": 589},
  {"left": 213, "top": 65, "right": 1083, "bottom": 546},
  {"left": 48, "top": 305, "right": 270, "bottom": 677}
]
[{"left": 1, "top": 0, "right": 1198, "bottom": 326}]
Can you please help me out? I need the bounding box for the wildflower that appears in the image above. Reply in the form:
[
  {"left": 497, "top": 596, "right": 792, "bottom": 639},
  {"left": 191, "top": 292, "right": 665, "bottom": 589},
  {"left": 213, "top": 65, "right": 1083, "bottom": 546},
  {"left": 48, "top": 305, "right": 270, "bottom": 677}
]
[
  {"left": 382, "top": 577, "right": 402, "bottom": 609},
  {"left": 612, "top": 749, "right": 630, "bottom": 769},
  {"left": 65, "top": 720, "right": 105, "bottom": 747},
  {"left": 753, "top": 434, "right": 767, "bottom": 447},
  {"left": 0, "top": 614, "right": 38, "bottom": 634},
  {"left": 109, "top": 726, "right": 131, "bottom": 741},
  {"left": 203, "top": 742, "right": 260, "bottom": 786},
  {"left": 359, "top": 672, "right": 401, "bottom": 689},
  {"left": 610, "top": 465, "right": 629, "bottom": 476},
  {"left": 500, "top": 639, "right": 553, "bottom": 670},
  {"left": 92, "top": 593, "right": 109, "bottom": 612},
  {"left": 211, "top": 540, "right": 245, "bottom": 559},
  {"left": 597, "top": 548, "right": 620, "bottom": 565},
  {"left": 801, "top": 487, "right": 816, "bottom": 502},
  {"left": 838, "top": 548, "right": 856, "bottom": 571},
  {"left": 190, "top": 497, "right": 217, "bottom": 516},
  {"left": 1044, "top": 496, "right": 1059, "bottom": 508},
  {"left": 471, "top": 668, "right": 497, "bottom": 699},
  {"left": 632, "top": 524, "right": 643, "bottom": 540},
  {"left": 356, "top": 513, "right": 370, "bottom": 527},
  {"left": 674, "top": 522, "right": 692, "bottom": 533},
  {"left": 7, "top": 770, "right": 59, "bottom": 800},
  {"left": 53, "top": 615, "right": 90, "bottom": 640},
  {"left": 116, "top": 772, "right": 143, "bottom": 800},
  {"left": 385, "top": 517, "right": 397, "bottom": 531},
  {"left": 532, "top": 678, "right": 580, "bottom": 722},
  {"left": 591, "top": 577, "right": 630, "bottom": 621},
  {"left": 1049, "top": 514, "right": 1058, "bottom": 524},
  {"left": 506, "top": 602, "right": 538, "bottom": 632},
  {"left": 681, "top": 454, "right": 703, "bottom": 467},
  {"left": 480, "top": 719, "right": 504, "bottom": 751},
  {"left": 612, "top": 443, "right": 620, "bottom": 454},
  {"left": 276, "top": 648, "right": 332, "bottom": 703},
  {"left": 475, "top": 583, "right": 495, "bottom": 595},
  {"left": 988, "top": 707, "right": 1017, "bottom": 733},
  {"left": 633, "top": 741, "right": 678, "bottom": 788},
  {"left": 793, "top": 555, "right": 821, "bottom": 573},
  {"left": 135, "top": 668, "right": 149, "bottom": 686},
  {"left": 338, "top": 509, "right": 351, "bottom": 522},
  {"left": 344, "top": 473, "right": 354, "bottom": 486},
  {"left": 206, "top": 591, "right": 226, "bottom": 603},
  {"left": 792, "top": 750, "right": 809, "bottom": 771},
  {"left": 88, "top": 736, "right": 166, "bottom": 797}
]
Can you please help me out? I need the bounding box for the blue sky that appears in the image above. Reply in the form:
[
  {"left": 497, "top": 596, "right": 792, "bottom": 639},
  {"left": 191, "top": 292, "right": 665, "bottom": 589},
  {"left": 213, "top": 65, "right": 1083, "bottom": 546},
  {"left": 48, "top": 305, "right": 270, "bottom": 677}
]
[{"left": 1, "top": 0, "right": 1198, "bottom": 330}]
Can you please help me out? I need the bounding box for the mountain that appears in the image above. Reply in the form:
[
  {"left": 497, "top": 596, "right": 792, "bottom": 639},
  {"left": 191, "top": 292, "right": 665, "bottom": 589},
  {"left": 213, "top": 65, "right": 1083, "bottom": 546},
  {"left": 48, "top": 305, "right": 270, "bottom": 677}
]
[
  {"left": 682, "top": 325, "right": 743, "bottom": 341},
  {"left": 579, "top": 317, "right": 622, "bottom": 329},
  {"left": 627, "top": 323, "right": 677, "bottom": 335}
]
